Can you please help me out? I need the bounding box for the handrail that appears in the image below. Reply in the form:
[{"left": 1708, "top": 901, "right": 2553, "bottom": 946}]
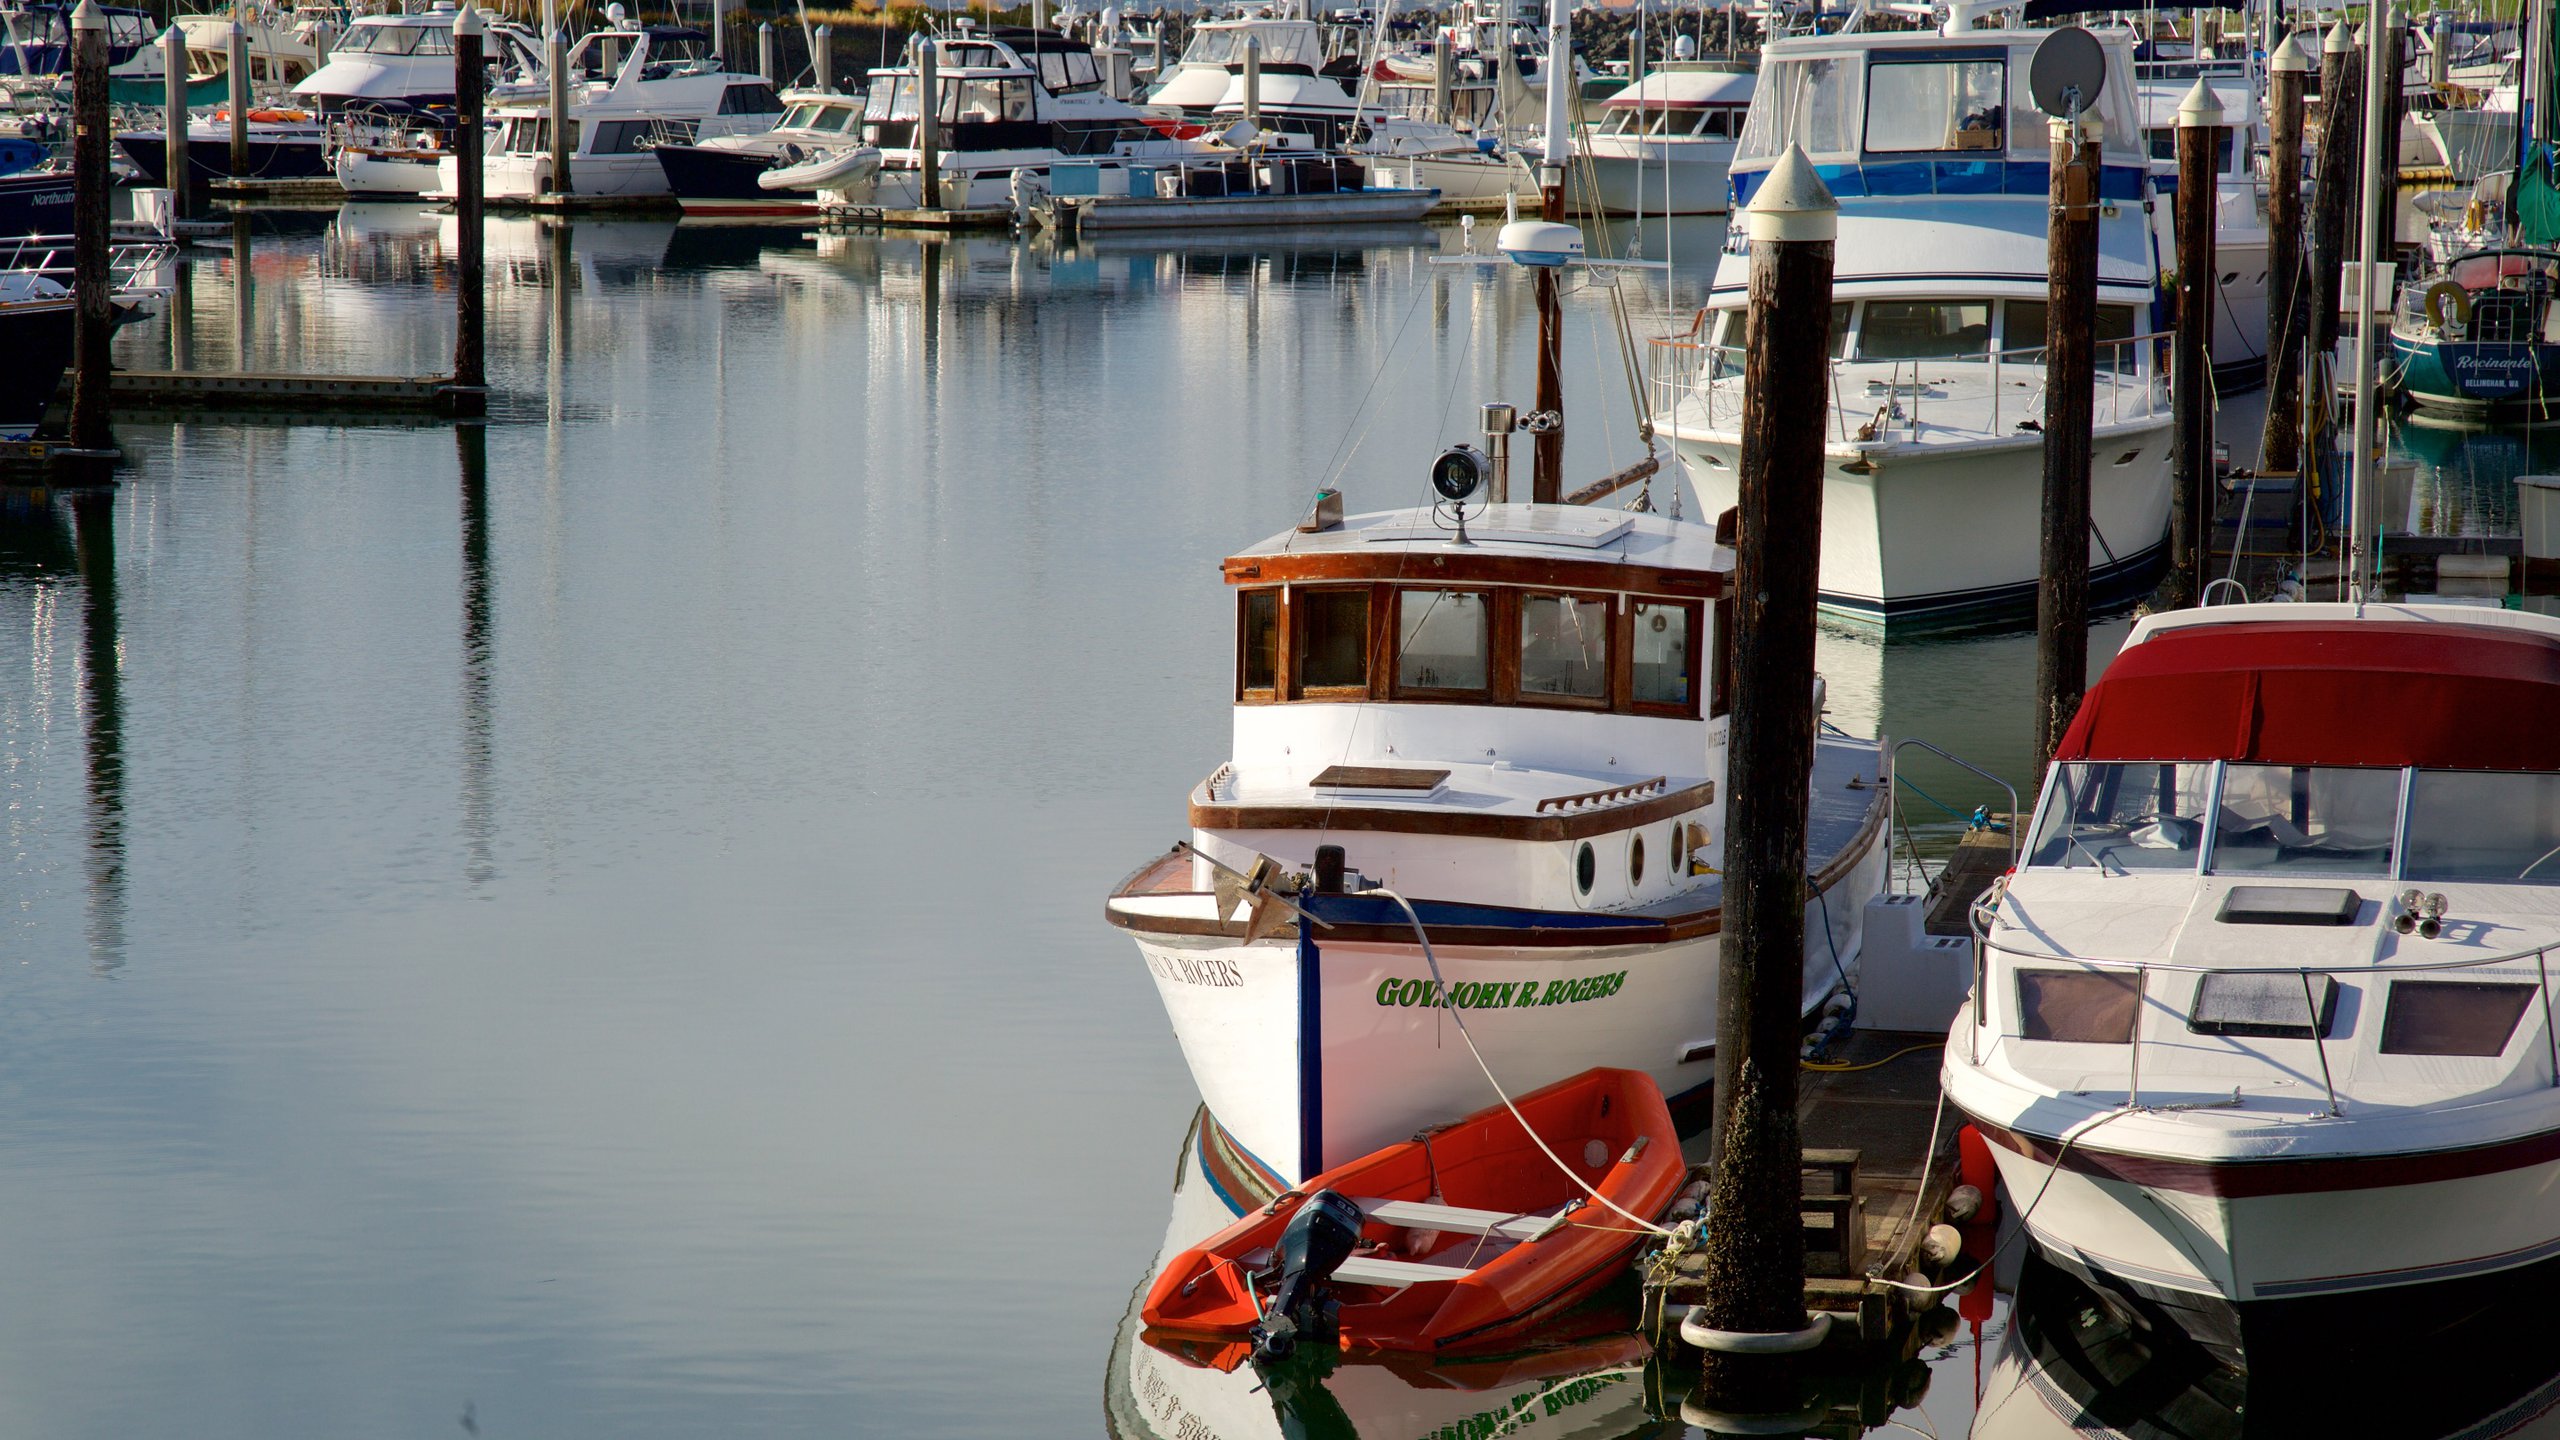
[
  {"left": 1886, "top": 737, "right": 2019, "bottom": 895},
  {"left": 1536, "top": 775, "right": 1668, "bottom": 813},
  {"left": 1648, "top": 330, "right": 2170, "bottom": 438}
]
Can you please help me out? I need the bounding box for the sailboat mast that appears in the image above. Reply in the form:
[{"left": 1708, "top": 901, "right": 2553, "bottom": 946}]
[{"left": 2348, "top": 0, "right": 2395, "bottom": 602}]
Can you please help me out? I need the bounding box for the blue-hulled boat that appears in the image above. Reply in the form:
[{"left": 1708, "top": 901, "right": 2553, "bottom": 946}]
[{"left": 2391, "top": 247, "right": 2560, "bottom": 418}]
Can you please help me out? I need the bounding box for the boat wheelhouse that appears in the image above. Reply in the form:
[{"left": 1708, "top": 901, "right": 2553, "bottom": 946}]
[
  {"left": 1571, "top": 62, "right": 1754, "bottom": 217},
  {"left": 1105, "top": 502, "right": 1889, "bottom": 1193},
  {"left": 1942, "top": 602, "right": 2560, "bottom": 1367},
  {"left": 1651, "top": 26, "right": 2173, "bottom": 628}
]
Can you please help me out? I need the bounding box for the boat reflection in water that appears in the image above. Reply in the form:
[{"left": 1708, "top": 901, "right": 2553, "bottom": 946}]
[
  {"left": 1106, "top": 1113, "right": 1672, "bottom": 1440},
  {"left": 1972, "top": 1250, "right": 2560, "bottom": 1439}
]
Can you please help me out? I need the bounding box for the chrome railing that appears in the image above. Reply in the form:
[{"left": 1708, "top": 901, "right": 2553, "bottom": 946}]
[
  {"left": 0, "top": 233, "right": 178, "bottom": 303},
  {"left": 1969, "top": 925, "right": 2560, "bottom": 1116},
  {"left": 1648, "top": 329, "right": 2170, "bottom": 441},
  {"left": 1886, "top": 738, "right": 2018, "bottom": 898}
]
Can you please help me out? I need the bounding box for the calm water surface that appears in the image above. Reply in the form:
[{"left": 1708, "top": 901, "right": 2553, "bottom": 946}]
[{"left": 0, "top": 206, "right": 2533, "bottom": 1437}]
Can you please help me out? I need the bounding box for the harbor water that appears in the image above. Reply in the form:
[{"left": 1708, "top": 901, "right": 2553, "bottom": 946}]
[{"left": 0, "top": 207, "right": 2545, "bottom": 1437}]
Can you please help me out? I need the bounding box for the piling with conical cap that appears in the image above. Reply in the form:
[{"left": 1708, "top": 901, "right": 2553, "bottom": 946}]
[
  {"left": 2309, "top": 21, "right": 2361, "bottom": 360},
  {"left": 2168, "top": 76, "right": 2223, "bottom": 605},
  {"left": 70, "top": 0, "right": 113, "bottom": 455},
  {"left": 2264, "top": 33, "right": 2312, "bottom": 481},
  {"left": 1698, "top": 143, "right": 1836, "bottom": 1413},
  {"left": 2035, "top": 104, "right": 2102, "bottom": 774}
]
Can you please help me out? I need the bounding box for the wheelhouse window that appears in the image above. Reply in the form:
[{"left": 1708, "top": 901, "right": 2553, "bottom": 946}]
[
  {"left": 2017, "top": 969, "right": 2139, "bottom": 1043},
  {"left": 2000, "top": 301, "right": 2139, "bottom": 372},
  {"left": 1857, "top": 300, "right": 1990, "bottom": 360},
  {"left": 1293, "top": 589, "right": 1370, "bottom": 694},
  {"left": 2380, "top": 981, "right": 2537, "bottom": 1057},
  {"left": 1631, "top": 601, "right": 1693, "bottom": 709},
  {"left": 2208, "top": 765, "right": 2401, "bottom": 877},
  {"left": 1519, "top": 593, "right": 1610, "bottom": 702},
  {"left": 1238, "top": 590, "right": 1279, "bottom": 698},
  {"left": 2404, "top": 771, "right": 2560, "bottom": 883},
  {"left": 721, "top": 82, "right": 784, "bottom": 115},
  {"left": 2027, "top": 761, "right": 2216, "bottom": 871},
  {"left": 1395, "top": 590, "right": 1488, "bottom": 693},
  {"left": 1863, "top": 56, "right": 2007, "bottom": 154},
  {"left": 1735, "top": 55, "right": 1856, "bottom": 163}
]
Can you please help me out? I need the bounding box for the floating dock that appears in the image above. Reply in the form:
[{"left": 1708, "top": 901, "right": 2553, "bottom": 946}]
[
  {"left": 208, "top": 177, "right": 347, "bottom": 205},
  {"left": 106, "top": 371, "right": 483, "bottom": 417},
  {"left": 819, "top": 203, "right": 1017, "bottom": 231}
]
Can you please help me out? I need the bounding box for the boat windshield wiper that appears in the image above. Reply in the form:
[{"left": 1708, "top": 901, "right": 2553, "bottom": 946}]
[{"left": 2066, "top": 829, "right": 2123, "bottom": 876}]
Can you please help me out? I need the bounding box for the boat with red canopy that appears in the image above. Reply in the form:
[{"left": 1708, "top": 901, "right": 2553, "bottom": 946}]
[
  {"left": 1942, "top": 600, "right": 2560, "bottom": 1368},
  {"left": 1141, "top": 1068, "right": 1684, "bottom": 1356}
]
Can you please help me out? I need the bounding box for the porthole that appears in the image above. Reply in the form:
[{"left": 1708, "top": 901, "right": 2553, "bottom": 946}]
[
  {"left": 1629, "top": 835, "right": 1647, "bottom": 886},
  {"left": 1575, "top": 842, "right": 1596, "bottom": 895},
  {"left": 1670, "top": 823, "right": 1688, "bottom": 874}
]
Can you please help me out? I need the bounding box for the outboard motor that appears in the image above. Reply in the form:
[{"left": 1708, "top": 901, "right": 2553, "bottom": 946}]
[{"left": 1251, "top": 1189, "right": 1364, "bottom": 1363}]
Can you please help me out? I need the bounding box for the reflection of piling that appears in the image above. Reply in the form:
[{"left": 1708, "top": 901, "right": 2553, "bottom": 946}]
[
  {"left": 71, "top": 489, "right": 125, "bottom": 972},
  {"left": 2264, "top": 36, "right": 2310, "bottom": 479},
  {"left": 2309, "top": 22, "right": 2359, "bottom": 360},
  {"left": 2168, "top": 79, "right": 2222, "bottom": 605},
  {"left": 452, "top": 6, "right": 487, "bottom": 403},
  {"left": 457, "top": 421, "right": 495, "bottom": 886},
  {"left": 70, "top": 0, "right": 114, "bottom": 457},
  {"left": 162, "top": 23, "right": 189, "bottom": 217},
  {"left": 227, "top": 20, "right": 249, "bottom": 177},
  {"left": 1696, "top": 143, "right": 1835, "bottom": 1416},
  {"left": 2035, "top": 114, "right": 2100, "bottom": 775}
]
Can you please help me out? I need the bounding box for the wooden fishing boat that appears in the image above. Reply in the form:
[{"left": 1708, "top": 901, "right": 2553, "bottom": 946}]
[{"left": 1141, "top": 1068, "right": 1683, "bottom": 1355}]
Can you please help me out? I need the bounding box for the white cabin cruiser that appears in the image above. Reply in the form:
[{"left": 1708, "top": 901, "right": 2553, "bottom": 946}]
[
  {"left": 1146, "top": 12, "right": 1369, "bottom": 145},
  {"left": 651, "top": 88, "right": 868, "bottom": 216},
  {"left": 807, "top": 29, "right": 1212, "bottom": 213},
  {"left": 294, "top": 4, "right": 545, "bottom": 114},
  {"left": 1572, "top": 60, "right": 1752, "bottom": 218},
  {"left": 434, "top": 23, "right": 783, "bottom": 203},
  {"left": 1651, "top": 26, "right": 2174, "bottom": 628},
  {"left": 2138, "top": 71, "right": 2270, "bottom": 386},
  {"left": 1104, "top": 498, "right": 1890, "bottom": 1194},
  {"left": 1943, "top": 601, "right": 2560, "bottom": 1368}
]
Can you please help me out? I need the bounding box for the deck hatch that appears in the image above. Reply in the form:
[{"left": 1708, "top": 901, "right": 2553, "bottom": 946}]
[
  {"left": 2214, "top": 886, "right": 2362, "bottom": 926},
  {"left": 1310, "top": 765, "right": 1450, "bottom": 792},
  {"left": 2186, "top": 972, "right": 2339, "bottom": 1040}
]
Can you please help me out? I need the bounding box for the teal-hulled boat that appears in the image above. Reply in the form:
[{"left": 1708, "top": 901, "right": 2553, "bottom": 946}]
[{"left": 2390, "top": 247, "right": 2560, "bottom": 417}]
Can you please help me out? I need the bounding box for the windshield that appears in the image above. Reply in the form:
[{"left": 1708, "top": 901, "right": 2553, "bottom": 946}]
[
  {"left": 2405, "top": 771, "right": 2560, "bottom": 882},
  {"left": 2208, "top": 764, "right": 2401, "bottom": 876},
  {"left": 2028, "top": 762, "right": 2217, "bottom": 872},
  {"left": 339, "top": 22, "right": 451, "bottom": 56},
  {"left": 1735, "top": 54, "right": 1857, "bottom": 163}
]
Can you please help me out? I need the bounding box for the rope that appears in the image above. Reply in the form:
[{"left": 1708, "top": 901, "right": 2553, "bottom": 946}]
[
  {"left": 1802, "top": 1040, "right": 1941, "bottom": 1074},
  {"left": 1866, "top": 1103, "right": 2138, "bottom": 1297},
  {"left": 1368, "top": 887, "right": 1675, "bottom": 1237}
]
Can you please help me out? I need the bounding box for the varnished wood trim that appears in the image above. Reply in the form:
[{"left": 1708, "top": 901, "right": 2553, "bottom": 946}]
[
  {"left": 1227, "top": 550, "right": 1724, "bottom": 599},
  {"left": 1190, "top": 778, "right": 1717, "bottom": 843}
]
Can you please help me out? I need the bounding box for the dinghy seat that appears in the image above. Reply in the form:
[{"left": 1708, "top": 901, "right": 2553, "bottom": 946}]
[
  {"left": 1353, "top": 1199, "right": 1576, "bottom": 1243},
  {"left": 1332, "top": 1253, "right": 1477, "bottom": 1288}
]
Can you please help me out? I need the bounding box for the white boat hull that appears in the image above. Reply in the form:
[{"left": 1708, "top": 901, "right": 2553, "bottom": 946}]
[
  {"left": 1570, "top": 145, "right": 1732, "bottom": 217},
  {"left": 336, "top": 148, "right": 443, "bottom": 199},
  {"left": 1663, "top": 419, "right": 2174, "bottom": 626},
  {"left": 1125, "top": 821, "right": 1886, "bottom": 1191}
]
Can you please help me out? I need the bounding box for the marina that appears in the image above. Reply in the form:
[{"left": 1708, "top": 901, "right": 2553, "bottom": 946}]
[{"left": 4, "top": 0, "right": 2560, "bottom": 1433}]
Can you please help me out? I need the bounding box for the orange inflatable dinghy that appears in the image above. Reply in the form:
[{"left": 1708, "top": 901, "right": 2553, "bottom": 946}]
[{"left": 1143, "top": 1068, "right": 1683, "bottom": 1356}]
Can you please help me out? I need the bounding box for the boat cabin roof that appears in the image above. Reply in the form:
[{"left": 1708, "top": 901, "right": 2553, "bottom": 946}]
[
  {"left": 2058, "top": 604, "right": 2560, "bottom": 771},
  {"left": 1603, "top": 64, "right": 1756, "bottom": 110},
  {"left": 1225, "top": 504, "right": 1730, "bottom": 596},
  {"left": 1734, "top": 29, "right": 2148, "bottom": 179}
]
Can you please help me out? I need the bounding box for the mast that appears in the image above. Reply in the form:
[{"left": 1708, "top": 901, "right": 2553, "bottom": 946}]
[
  {"left": 2348, "top": 1, "right": 2393, "bottom": 602},
  {"left": 1532, "top": 0, "right": 1569, "bottom": 501}
]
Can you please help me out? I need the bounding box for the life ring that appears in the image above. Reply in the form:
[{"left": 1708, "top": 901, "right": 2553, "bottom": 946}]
[{"left": 2423, "top": 279, "right": 2472, "bottom": 333}]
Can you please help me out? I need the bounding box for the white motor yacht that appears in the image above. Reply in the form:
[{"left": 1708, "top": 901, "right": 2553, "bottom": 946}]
[
  {"left": 1651, "top": 22, "right": 2174, "bottom": 628},
  {"left": 434, "top": 21, "right": 783, "bottom": 203},
  {"left": 1104, "top": 491, "right": 1889, "bottom": 1190},
  {"left": 652, "top": 88, "right": 869, "bottom": 216},
  {"left": 1943, "top": 601, "right": 2560, "bottom": 1368},
  {"left": 1571, "top": 58, "right": 1753, "bottom": 217},
  {"left": 295, "top": 3, "right": 545, "bottom": 114}
]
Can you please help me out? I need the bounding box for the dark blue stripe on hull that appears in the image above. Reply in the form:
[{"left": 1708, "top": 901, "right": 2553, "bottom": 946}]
[
  {"left": 1820, "top": 537, "right": 2170, "bottom": 631},
  {"left": 114, "top": 134, "right": 330, "bottom": 186},
  {"left": 0, "top": 171, "right": 74, "bottom": 237}
]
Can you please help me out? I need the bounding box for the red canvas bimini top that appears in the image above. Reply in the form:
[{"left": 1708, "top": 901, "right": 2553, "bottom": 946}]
[{"left": 2055, "top": 620, "right": 2560, "bottom": 771}]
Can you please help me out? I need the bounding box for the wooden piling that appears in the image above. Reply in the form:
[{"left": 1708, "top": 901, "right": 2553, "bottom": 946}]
[
  {"left": 2347, "top": 3, "right": 2396, "bottom": 600},
  {"left": 70, "top": 0, "right": 113, "bottom": 458},
  {"left": 919, "top": 40, "right": 941, "bottom": 211},
  {"left": 1697, "top": 141, "right": 1834, "bottom": 1409},
  {"left": 2168, "top": 79, "right": 2222, "bottom": 606},
  {"left": 1432, "top": 34, "right": 1451, "bottom": 126},
  {"left": 161, "top": 23, "right": 188, "bottom": 218},
  {"left": 2308, "top": 22, "right": 2360, "bottom": 360},
  {"left": 227, "top": 20, "right": 248, "bottom": 178},
  {"left": 2263, "top": 35, "right": 2311, "bottom": 478},
  {"left": 757, "top": 21, "right": 774, "bottom": 85},
  {"left": 2035, "top": 115, "right": 2100, "bottom": 777},
  {"left": 2373, "top": 18, "right": 2404, "bottom": 270},
  {"left": 1531, "top": 0, "right": 1570, "bottom": 504},
  {"left": 1242, "top": 36, "right": 1261, "bottom": 127},
  {"left": 547, "top": 24, "right": 572, "bottom": 197},
  {"left": 452, "top": 5, "right": 487, "bottom": 405},
  {"left": 814, "top": 24, "right": 833, "bottom": 93}
]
